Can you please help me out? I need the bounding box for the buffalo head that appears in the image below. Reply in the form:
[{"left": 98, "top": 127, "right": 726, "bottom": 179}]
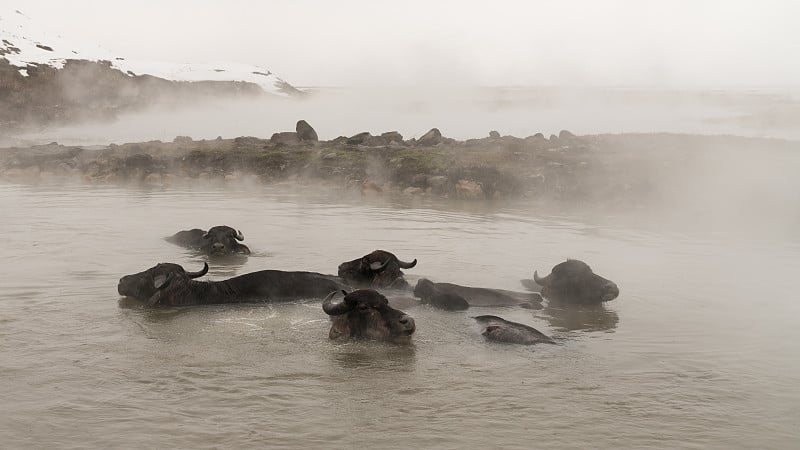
[
  {"left": 337, "top": 250, "right": 417, "bottom": 289},
  {"left": 201, "top": 226, "right": 250, "bottom": 255},
  {"left": 322, "top": 289, "right": 416, "bottom": 341},
  {"left": 533, "top": 259, "right": 619, "bottom": 303},
  {"left": 117, "top": 262, "right": 208, "bottom": 303}
]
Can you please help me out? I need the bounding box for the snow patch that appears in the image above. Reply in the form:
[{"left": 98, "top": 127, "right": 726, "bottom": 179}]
[{"left": 0, "top": 8, "right": 299, "bottom": 96}]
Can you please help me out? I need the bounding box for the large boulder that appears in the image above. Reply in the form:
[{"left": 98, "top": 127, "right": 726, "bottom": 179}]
[
  {"left": 416, "top": 128, "right": 443, "bottom": 146},
  {"left": 296, "top": 120, "right": 318, "bottom": 142}
]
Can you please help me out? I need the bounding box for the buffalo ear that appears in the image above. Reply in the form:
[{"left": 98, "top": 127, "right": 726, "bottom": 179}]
[{"left": 153, "top": 274, "right": 172, "bottom": 290}]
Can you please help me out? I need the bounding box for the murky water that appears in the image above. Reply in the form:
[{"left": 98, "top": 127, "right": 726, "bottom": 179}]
[{"left": 1, "top": 181, "right": 799, "bottom": 449}]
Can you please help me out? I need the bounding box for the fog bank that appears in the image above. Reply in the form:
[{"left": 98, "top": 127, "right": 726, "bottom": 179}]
[{"left": 9, "top": 86, "right": 800, "bottom": 146}]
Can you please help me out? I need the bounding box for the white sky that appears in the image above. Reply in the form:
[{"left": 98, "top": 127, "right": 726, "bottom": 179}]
[{"left": 4, "top": 0, "right": 799, "bottom": 88}]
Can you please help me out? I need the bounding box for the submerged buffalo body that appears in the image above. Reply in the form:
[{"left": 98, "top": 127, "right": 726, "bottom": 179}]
[
  {"left": 412, "top": 279, "right": 469, "bottom": 310},
  {"left": 532, "top": 259, "right": 619, "bottom": 304},
  {"left": 414, "top": 278, "right": 542, "bottom": 309},
  {"left": 474, "top": 315, "right": 555, "bottom": 345},
  {"left": 166, "top": 226, "right": 251, "bottom": 255},
  {"left": 117, "top": 262, "right": 348, "bottom": 306},
  {"left": 337, "top": 250, "right": 417, "bottom": 289},
  {"left": 322, "top": 289, "right": 416, "bottom": 342}
]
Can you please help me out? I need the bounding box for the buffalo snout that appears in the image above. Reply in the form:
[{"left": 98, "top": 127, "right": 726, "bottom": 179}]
[
  {"left": 117, "top": 274, "right": 148, "bottom": 298},
  {"left": 602, "top": 281, "right": 620, "bottom": 302},
  {"left": 396, "top": 314, "right": 416, "bottom": 335}
]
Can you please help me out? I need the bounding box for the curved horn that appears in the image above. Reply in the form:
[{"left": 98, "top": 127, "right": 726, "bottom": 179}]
[
  {"left": 202, "top": 232, "right": 211, "bottom": 239},
  {"left": 397, "top": 258, "right": 417, "bottom": 269},
  {"left": 322, "top": 290, "right": 355, "bottom": 316},
  {"left": 533, "top": 270, "right": 551, "bottom": 286},
  {"left": 186, "top": 262, "right": 209, "bottom": 279},
  {"left": 234, "top": 230, "right": 244, "bottom": 241}
]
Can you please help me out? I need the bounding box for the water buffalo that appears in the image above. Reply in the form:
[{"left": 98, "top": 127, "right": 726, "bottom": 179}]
[
  {"left": 474, "top": 315, "right": 555, "bottom": 345},
  {"left": 117, "top": 262, "right": 349, "bottom": 307},
  {"left": 166, "top": 225, "right": 251, "bottom": 255},
  {"left": 337, "top": 250, "right": 417, "bottom": 289},
  {"left": 412, "top": 279, "right": 470, "bottom": 310},
  {"left": 414, "top": 278, "right": 542, "bottom": 309},
  {"left": 322, "top": 289, "right": 416, "bottom": 342},
  {"left": 531, "top": 259, "right": 619, "bottom": 304}
]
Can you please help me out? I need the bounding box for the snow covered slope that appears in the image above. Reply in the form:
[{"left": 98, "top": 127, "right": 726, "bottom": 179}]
[{"left": 0, "top": 8, "right": 300, "bottom": 96}]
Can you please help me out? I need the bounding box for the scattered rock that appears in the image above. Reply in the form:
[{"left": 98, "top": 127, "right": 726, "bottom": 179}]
[
  {"left": 322, "top": 152, "right": 338, "bottom": 160},
  {"left": 455, "top": 179, "right": 483, "bottom": 199},
  {"left": 403, "top": 187, "right": 424, "bottom": 196},
  {"left": 296, "top": 120, "right": 318, "bottom": 142},
  {"left": 417, "top": 128, "right": 443, "bottom": 146},
  {"left": 559, "top": 129, "right": 576, "bottom": 140},
  {"left": 271, "top": 132, "right": 300, "bottom": 145},
  {"left": 347, "top": 132, "right": 372, "bottom": 145},
  {"left": 173, "top": 136, "right": 193, "bottom": 144},
  {"left": 361, "top": 179, "right": 384, "bottom": 195},
  {"left": 381, "top": 131, "right": 403, "bottom": 142}
]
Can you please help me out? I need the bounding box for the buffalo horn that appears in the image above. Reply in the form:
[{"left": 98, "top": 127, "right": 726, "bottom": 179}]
[
  {"left": 397, "top": 258, "right": 417, "bottom": 269},
  {"left": 186, "top": 262, "right": 209, "bottom": 278},
  {"left": 322, "top": 290, "right": 355, "bottom": 316},
  {"left": 533, "top": 270, "right": 550, "bottom": 285},
  {"left": 235, "top": 230, "right": 245, "bottom": 241}
]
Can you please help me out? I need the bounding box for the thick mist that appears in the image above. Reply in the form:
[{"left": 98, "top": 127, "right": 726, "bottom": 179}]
[{"left": 12, "top": 86, "right": 800, "bottom": 145}]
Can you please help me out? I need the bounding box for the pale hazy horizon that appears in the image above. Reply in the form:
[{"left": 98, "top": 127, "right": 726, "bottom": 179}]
[{"left": 5, "top": 0, "right": 799, "bottom": 89}]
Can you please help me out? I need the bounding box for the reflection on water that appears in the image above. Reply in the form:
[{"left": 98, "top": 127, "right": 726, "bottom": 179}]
[
  {"left": 330, "top": 343, "right": 417, "bottom": 371},
  {"left": 2, "top": 182, "right": 800, "bottom": 448},
  {"left": 537, "top": 301, "right": 619, "bottom": 332}
]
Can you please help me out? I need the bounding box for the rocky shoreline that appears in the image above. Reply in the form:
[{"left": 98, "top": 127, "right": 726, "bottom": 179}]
[{"left": 1, "top": 120, "right": 798, "bottom": 210}]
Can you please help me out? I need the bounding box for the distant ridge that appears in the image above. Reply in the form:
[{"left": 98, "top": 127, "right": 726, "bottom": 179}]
[{"left": 0, "top": 9, "right": 302, "bottom": 132}]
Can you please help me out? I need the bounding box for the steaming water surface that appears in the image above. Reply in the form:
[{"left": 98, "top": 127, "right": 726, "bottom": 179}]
[{"left": 1, "top": 182, "right": 799, "bottom": 448}]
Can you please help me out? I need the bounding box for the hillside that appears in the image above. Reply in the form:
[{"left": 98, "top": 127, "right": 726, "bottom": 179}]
[{"left": 0, "top": 9, "right": 301, "bottom": 132}]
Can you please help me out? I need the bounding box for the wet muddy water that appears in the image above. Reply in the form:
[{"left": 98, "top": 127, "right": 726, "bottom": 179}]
[{"left": 1, "top": 182, "right": 798, "bottom": 448}]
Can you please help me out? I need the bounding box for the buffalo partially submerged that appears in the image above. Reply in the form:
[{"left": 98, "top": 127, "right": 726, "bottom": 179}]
[
  {"left": 118, "top": 262, "right": 348, "bottom": 307},
  {"left": 532, "top": 259, "right": 619, "bottom": 304},
  {"left": 166, "top": 226, "right": 251, "bottom": 255},
  {"left": 414, "top": 278, "right": 542, "bottom": 309},
  {"left": 337, "top": 250, "right": 417, "bottom": 289},
  {"left": 322, "top": 289, "right": 416, "bottom": 342},
  {"left": 474, "top": 315, "right": 555, "bottom": 345},
  {"left": 412, "top": 279, "right": 470, "bottom": 310}
]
